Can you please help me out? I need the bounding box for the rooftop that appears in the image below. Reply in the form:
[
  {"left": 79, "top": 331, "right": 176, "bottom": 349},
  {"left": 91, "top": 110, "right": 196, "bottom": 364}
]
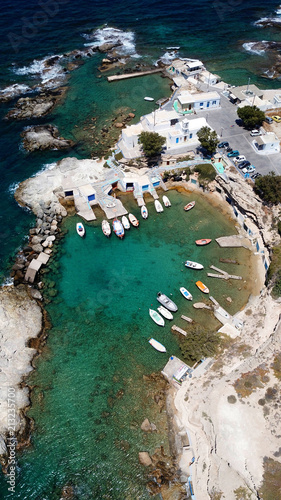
[{"left": 255, "top": 133, "right": 279, "bottom": 145}]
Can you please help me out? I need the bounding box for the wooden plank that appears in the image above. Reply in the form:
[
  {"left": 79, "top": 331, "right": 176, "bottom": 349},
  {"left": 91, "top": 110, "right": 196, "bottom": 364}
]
[
  {"left": 172, "top": 325, "right": 187, "bottom": 336},
  {"left": 181, "top": 315, "right": 193, "bottom": 323}
]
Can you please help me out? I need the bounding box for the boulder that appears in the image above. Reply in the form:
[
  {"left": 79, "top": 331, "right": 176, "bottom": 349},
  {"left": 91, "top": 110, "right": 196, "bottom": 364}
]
[
  {"left": 32, "top": 243, "right": 43, "bottom": 253},
  {"left": 139, "top": 452, "right": 152, "bottom": 467},
  {"left": 21, "top": 125, "right": 75, "bottom": 152},
  {"left": 141, "top": 418, "right": 152, "bottom": 432},
  {"left": 28, "top": 288, "right": 43, "bottom": 301}
]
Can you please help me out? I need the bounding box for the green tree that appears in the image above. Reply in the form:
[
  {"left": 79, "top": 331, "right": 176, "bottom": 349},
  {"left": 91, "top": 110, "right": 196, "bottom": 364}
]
[
  {"left": 254, "top": 171, "right": 281, "bottom": 204},
  {"left": 197, "top": 126, "right": 219, "bottom": 154},
  {"left": 237, "top": 105, "right": 265, "bottom": 129},
  {"left": 179, "top": 325, "right": 221, "bottom": 364},
  {"left": 139, "top": 131, "right": 165, "bottom": 157}
]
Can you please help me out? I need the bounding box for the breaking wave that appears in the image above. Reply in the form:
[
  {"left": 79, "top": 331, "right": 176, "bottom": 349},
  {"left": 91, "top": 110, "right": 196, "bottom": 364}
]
[{"left": 82, "top": 26, "right": 140, "bottom": 58}]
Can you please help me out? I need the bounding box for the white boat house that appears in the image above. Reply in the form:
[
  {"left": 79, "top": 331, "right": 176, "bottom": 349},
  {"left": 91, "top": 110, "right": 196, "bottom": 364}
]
[{"left": 174, "top": 90, "right": 221, "bottom": 113}]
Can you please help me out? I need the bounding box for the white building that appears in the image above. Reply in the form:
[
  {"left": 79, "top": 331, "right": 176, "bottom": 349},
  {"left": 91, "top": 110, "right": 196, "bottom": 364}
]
[
  {"left": 175, "top": 90, "right": 221, "bottom": 113},
  {"left": 167, "top": 58, "right": 204, "bottom": 80},
  {"left": 252, "top": 133, "right": 280, "bottom": 155}
]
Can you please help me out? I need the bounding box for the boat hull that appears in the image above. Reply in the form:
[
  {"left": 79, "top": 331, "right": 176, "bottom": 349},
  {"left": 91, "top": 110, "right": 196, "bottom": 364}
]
[
  {"left": 185, "top": 260, "right": 204, "bottom": 270},
  {"left": 154, "top": 200, "right": 163, "bottom": 213},
  {"left": 162, "top": 195, "right": 171, "bottom": 207},
  {"left": 157, "top": 306, "right": 173, "bottom": 320},
  {"left": 112, "top": 218, "right": 125, "bottom": 239},
  {"left": 102, "top": 220, "right": 111, "bottom": 237},
  {"left": 149, "top": 308, "right": 165, "bottom": 326},
  {"left": 196, "top": 281, "right": 209, "bottom": 294},
  {"left": 141, "top": 205, "right": 148, "bottom": 219},
  {"left": 184, "top": 201, "right": 195, "bottom": 211},
  {"left": 149, "top": 338, "right": 166, "bottom": 352},
  {"left": 157, "top": 292, "right": 178, "bottom": 312},
  {"left": 180, "top": 287, "right": 193, "bottom": 300},
  {"left": 76, "top": 223, "right": 85, "bottom": 237},
  {"left": 122, "top": 216, "right": 130, "bottom": 230},
  {"left": 128, "top": 213, "right": 139, "bottom": 227},
  {"left": 195, "top": 239, "right": 212, "bottom": 246}
]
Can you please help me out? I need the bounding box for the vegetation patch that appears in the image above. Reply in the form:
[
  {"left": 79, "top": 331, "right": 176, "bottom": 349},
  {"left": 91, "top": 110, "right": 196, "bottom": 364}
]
[
  {"left": 210, "top": 490, "right": 223, "bottom": 500},
  {"left": 139, "top": 131, "right": 165, "bottom": 157},
  {"left": 179, "top": 325, "right": 221, "bottom": 364},
  {"left": 266, "top": 244, "right": 281, "bottom": 299},
  {"left": 237, "top": 105, "right": 265, "bottom": 128},
  {"left": 233, "top": 365, "right": 269, "bottom": 398},
  {"left": 194, "top": 163, "right": 216, "bottom": 184},
  {"left": 197, "top": 126, "right": 219, "bottom": 153},
  {"left": 259, "top": 457, "right": 281, "bottom": 500},
  {"left": 254, "top": 172, "right": 281, "bottom": 205},
  {"left": 234, "top": 486, "right": 253, "bottom": 500},
  {"left": 271, "top": 353, "right": 281, "bottom": 380}
]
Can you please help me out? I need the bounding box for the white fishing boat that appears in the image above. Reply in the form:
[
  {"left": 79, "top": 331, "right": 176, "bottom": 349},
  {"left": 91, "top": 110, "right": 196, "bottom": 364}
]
[
  {"left": 162, "top": 195, "right": 171, "bottom": 207},
  {"left": 141, "top": 205, "right": 148, "bottom": 219},
  {"left": 185, "top": 260, "right": 204, "bottom": 270},
  {"left": 149, "top": 338, "right": 166, "bottom": 352},
  {"left": 144, "top": 96, "right": 154, "bottom": 101},
  {"left": 149, "top": 308, "right": 165, "bottom": 327},
  {"left": 157, "top": 306, "right": 173, "bottom": 320},
  {"left": 76, "top": 222, "right": 85, "bottom": 237},
  {"left": 157, "top": 292, "right": 178, "bottom": 312},
  {"left": 154, "top": 200, "right": 163, "bottom": 213},
  {"left": 112, "top": 218, "right": 125, "bottom": 239},
  {"left": 122, "top": 216, "right": 130, "bottom": 230},
  {"left": 101, "top": 220, "right": 111, "bottom": 237},
  {"left": 180, "top": 287, "right": 193, "bottom": 301},
  {"left": 128, "top": 213, "right": 139, "bottom": 227}
]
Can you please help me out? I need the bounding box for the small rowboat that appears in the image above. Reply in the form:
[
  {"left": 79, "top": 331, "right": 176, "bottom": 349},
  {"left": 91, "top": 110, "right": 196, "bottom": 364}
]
[
  {"left": 149, "top": 338, "right": 166, "bottom": 352},
  {"left": 149, "top": 308, "right": 165, "bottom": 326},
  {"left": 101, "top": 220, "right": 111, "bottom": 237},
  {"left": 195, "top": 239, "right": 212, "bottom": 246},
  {"left": 112, "top": 218, "right": 125, "bottom": 239},
  {"left": 141, "top": 205, "right": 148, "bottom": 219},
  {"left": 184, "top": 201, "right": 195, "bottom": 211},
  {"left": 185, "top": 260, "right": 204, "bottom": 270},
  {"left": 155, "top": 200, "right": 163, "bottom": 213},
  {"left": 128, "top": 213, "right": 139, "bottom": 227},
  {"left": 157, "top": 305, "right": 173, "bottom": 320},
  {"left": 144, "top": 96, "right": 154, "bottom": 101},
  {"left": 76, "top": 222, "right": 85, "bottom": 237},
  {"left": 196, "top": 281, "right": 209, "bottom": 294},
  {"left": 180, "top": 287, "right": 193, "bottom": 300},
  {"left": 162, "top": 195, "right": 171, "bottom": 207},
  {"left": 122, "top": 216, "right": 130, "bottom": 230}
]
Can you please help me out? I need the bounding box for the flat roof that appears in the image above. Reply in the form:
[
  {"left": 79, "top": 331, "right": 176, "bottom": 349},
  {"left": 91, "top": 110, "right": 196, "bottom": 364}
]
[
  {"left": 178, "top": 91, "right": 220, "bottom": 105},
  {"left": 79, "top": 184, "right": 96, "bottom": 197},
  {"left": 255, "top": 133, "right": 279, "bottom": 145},
  {"left": 230, "top": 84, "right": 263, "bottom": 101}
]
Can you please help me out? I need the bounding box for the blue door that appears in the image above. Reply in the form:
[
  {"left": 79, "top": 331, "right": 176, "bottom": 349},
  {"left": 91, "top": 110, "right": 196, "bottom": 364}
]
[
  {"left": 207, "top": 102, "right": 210, "bottom": 107},
  {"left": 176, "top": 138, "right": 179, "bottom": 143}
]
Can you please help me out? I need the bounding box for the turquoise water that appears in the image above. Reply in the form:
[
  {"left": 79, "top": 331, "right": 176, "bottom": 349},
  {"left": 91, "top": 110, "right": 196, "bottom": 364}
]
[{"left": 0, "top": 190, "right": 257, "bottom": 498}]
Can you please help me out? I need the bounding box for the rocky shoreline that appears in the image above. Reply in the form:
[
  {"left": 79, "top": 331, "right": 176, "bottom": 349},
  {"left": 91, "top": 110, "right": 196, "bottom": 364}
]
[{"left": 21, "top": 125, "right": 75, "bottom": 152}]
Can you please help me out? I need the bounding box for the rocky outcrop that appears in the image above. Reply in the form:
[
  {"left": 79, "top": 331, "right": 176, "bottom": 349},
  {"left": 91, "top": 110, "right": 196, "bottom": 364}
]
[
  {"left": 0, "top": 285, "right": 42, "bottom": 463},
  {"left": 21, "top": 125, "right": 75, "bottom": 152},
  {"left": 6, "top": 88, "right": 67, "bottom": 120}
]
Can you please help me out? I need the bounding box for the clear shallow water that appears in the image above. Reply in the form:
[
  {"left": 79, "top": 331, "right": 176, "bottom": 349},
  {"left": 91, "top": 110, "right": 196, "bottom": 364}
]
[{"left": 0, "top": 190, "right": 257, "bottom": 498}]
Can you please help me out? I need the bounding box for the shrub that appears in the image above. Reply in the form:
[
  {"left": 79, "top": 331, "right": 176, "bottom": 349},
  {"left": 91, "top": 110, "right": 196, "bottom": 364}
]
[
  {"left": 254, "top": 172, "right": 281, "bottom": 205},
  {"left": 194, "top": 163, "right": 216, "bottom": 183}
]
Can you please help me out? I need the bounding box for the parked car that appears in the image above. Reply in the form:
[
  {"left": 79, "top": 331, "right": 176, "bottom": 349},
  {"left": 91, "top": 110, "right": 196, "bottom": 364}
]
[
  {"left": 235, "top": 155, "right": 246, "bottom": 163},
  {"left": 238, "top": 160, "right": 251, "bottom": 169},
  {"left": 250, "top": 129, "right": 261, "bottom": 137},
  {"left": 265, "top": 116, "right": 273, "bottom": 124},
  {"left": 251, "top": 172, "right": 262, "bottom": 179},
  {"left": 227, "top": 150, "right": 239, "bottom": 157},
  {"left": 226, "top": 147, "right": 233, "bottom": 152},
  {"left": 218, "top": 141, "right": 229, "bottom": 148},
  {"left": 242, "top": 165, "right": 255, "bottom": 174},
  {"left": 272, "top": 115, "right": 281, "bottom": 123}
]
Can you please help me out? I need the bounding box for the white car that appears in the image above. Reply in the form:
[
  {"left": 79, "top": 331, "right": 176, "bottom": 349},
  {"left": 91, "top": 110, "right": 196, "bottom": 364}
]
[
  {"left": 250, "top": 129, "right": 261, "bottom": 137},
  {"left": 235, "top": 155, "right": 246, "bottom": 163},
  {"left": 242, "top": 165, "right": 255, "bottom": 174}
]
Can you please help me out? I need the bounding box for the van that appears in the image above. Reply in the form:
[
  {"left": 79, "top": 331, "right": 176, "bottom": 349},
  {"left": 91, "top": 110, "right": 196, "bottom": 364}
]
[{"left": 265, "top": 116, "right": 273, "bottom": 124}]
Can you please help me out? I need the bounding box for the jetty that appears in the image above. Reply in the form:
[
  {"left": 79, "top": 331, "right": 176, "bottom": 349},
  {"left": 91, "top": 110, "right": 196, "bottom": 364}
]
[
  {"left": 216, "top": 235, "right": 249, "bottom": 248},
  {"left": 172, "top": 325, "right": 187, "bottom": 336},
  {"left": 207, "top": 265, "right": 242, "bottom": 281},
  {"left": 181, "top": 315, "right": 193, "bottom": 323},
  {"left": 107, "top": 68, "right": 163, "bottom": 82}
]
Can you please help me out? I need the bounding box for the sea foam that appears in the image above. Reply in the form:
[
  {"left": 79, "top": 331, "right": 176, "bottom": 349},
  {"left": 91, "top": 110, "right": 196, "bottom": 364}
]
[{"left": 83, "top": 26, "right": 140, "bottom": 58}]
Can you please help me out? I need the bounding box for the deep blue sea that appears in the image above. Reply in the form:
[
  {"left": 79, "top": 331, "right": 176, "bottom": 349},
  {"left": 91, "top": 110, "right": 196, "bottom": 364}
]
[{"left": 0, "top": 0, "right": 280, "bottom": 498}]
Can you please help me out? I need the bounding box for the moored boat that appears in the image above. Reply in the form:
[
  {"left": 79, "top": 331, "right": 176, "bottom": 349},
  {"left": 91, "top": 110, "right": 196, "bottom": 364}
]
[
  {"left": 112, "top": 218, "right": 125, "bottom": 239},
  {"left": 149, "top": 308, "right": 165, "bottom": 326},
  {"left": 128, "top": 213, "right": 139, "bottom": 227},
  {"left": 184, "top": 201, "right": 195, "bottom": 211},
  {"left": 101, "top": 220, "right": 111, "bottom": 237},
  {"left": 162, "top": 195, "right": 171, "bottom": 207},
  {"left": 157, "top": 305, "right": 173, "bottom": 320},
  {"left": 141, "top": 205, "right": 148, "bottom": 219},
  {"left": 154, "top": 200, "right": 163, "bottom": 213},
  {"left": 76, "top": 222, "right": 85, "bottom": 237},
  {"left": 180, "top": 287, "right": 193, "bottom": 300},
  {"left": 185, "top": 260, "right": 204, "bottom": 270},
  {"left": 144, "top": 96, "right": 154, "bottom": 101},
  {"left": 149, "top": 338, "right": 166, "bottom": 352},
  {"left": 157, "top": 292, "right": 178, "bottom": 312},
  {"left": 196, "top": 281, "right": 209, "bottom": 294},
  {"left": 122, "top": 216, "right": 130, "bottom": 230},
  {"left": 195, "top": 238, "right": 212, "bottom": 246}
]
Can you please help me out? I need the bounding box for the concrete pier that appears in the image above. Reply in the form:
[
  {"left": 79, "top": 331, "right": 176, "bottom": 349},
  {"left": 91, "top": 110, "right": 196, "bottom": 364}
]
[
  {"left": 181, "top": 315, "right": 193, "bottom": 323},
  {"left": 172, "top": 325, "right": 187, "bottom": 336},
  {"left": 216, "top": 235, "right": 249, "bottom": 248},
  {"left": 207, "top": 265, "right": 242, "bottom": 281},
  {"left": 107, "top": 68, "right": 162, "bottom": 82}
]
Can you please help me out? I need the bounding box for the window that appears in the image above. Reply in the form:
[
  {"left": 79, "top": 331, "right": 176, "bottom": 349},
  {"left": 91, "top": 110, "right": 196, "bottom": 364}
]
[
  {"left": 212, "top": 100, "right": 217, "bottom": 105},
  {"left": 189, "top": 133, "right": 193, "bottom": 139},
  {"left": 200, "top": 102, "right": 203, "bottom": 107}
]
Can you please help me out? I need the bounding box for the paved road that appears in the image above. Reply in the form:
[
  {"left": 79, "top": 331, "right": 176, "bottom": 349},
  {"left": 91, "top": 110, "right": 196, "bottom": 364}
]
[{"left": 187, "top": 92, "right": 281, "bottom": 176}]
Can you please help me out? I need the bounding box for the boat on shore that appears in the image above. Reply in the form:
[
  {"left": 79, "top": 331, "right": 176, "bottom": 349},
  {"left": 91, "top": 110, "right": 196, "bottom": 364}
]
[
  {"left": 154, "top": 200, "right": 163, "bottom": 213},
  {"left": 180, "top": 287, "right": 193, "bottom": 300},
  {"left": 185, "top": 260, "right": 204, "bottom": 270},
  {"left": 157, "top": 292, "right": 178, "bottom": 312},
  {"left": 196, "top": 281, "right": 209, "bottom": 294},
  {"left": 76, "top": 222, "right": 85, "bottom": 237},
  {"left": 101, "top": 220, "right": 111, "bottom": 237},
  {"left": 162, "top": 195, "right": 171, "bottom": 207},
  {"left": 149, "top": 308, "right": 165, "bottom": 326},
  {"left": 184, "top": 201, "right": 195, "bottom": 211},
  {"left": 112, "top": 218, "right": 125, "bottom": 239},
  {"left": 128, "top": 213, "right": 139, "bottom": 227},
  {"left": 122, "top": 216, "right": 130, "bottom": 230},
  {"left": 149, "top": 338, "right": 166, "bottom": 352},
  {"left": 141, "top": 205, "right": 148, "bottom": 219},
  {"left": 195, "top": 238, "right": 212, "bottom": 246},
  {"left": 157, "top": 305, "right": 173, "bottom": 320}
]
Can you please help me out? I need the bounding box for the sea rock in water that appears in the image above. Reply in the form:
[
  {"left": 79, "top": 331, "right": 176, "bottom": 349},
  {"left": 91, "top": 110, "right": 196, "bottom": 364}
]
[
  {"left": 139, "top": 452, "right": 152, "bottom": 467},
  {"left": 21, "top": 125, "right": 75, "bottom": 152},
  {"left": 6, "top": 88, "right": 67, "bottom": 120}
]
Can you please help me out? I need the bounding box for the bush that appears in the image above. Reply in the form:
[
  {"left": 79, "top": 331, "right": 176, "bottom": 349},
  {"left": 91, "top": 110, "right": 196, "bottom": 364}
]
[
  {"left": 179, "top": 325, "right": 221, "bottom": 364},
  {"left": 197, "top": 126, "right": 219, "bottom": 153},
  {"left": 194, "top": 163, "right": 216, "bottom": 183},
  {"left": 254, "top": 172, "right": 281, "bottom": 205},
  {"left": 266, "top": 244, "right": 281, "bottom": 298}
]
